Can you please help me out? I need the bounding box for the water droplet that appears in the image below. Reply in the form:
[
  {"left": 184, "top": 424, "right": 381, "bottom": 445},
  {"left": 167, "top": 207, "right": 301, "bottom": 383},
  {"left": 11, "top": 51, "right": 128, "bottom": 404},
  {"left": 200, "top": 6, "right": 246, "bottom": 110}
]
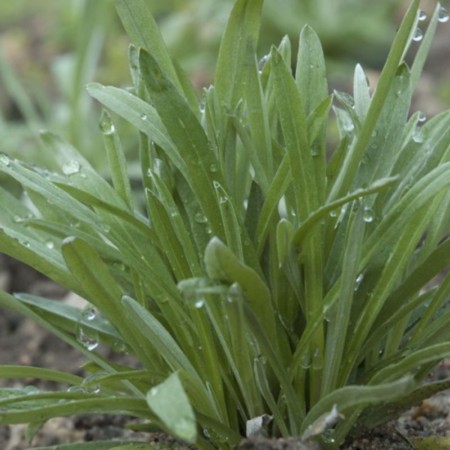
[
  {"left": 412, "top": 27, "right": 424, "bottom": 42},
  {"left": 82, "top": 304, "right": 97, "bottom": 321},
  {"left": 77, "top": 326, "right": 99, "bottom": 351},
  {"left": 140, "top": 113, "right": 148, "bottom": 121},
  {"left": 195, "top": 298, "right": 205, "bottom": 309},
  {"left": 418, "top": 10, "right": 427, "bottom": 21},
  {"left": 258, "top": 54, "right": 270, "bottom": 71},
  {"left": 112, "top": 261, "right": 127, "bottom": 272},
  {"left": 343, "top": 122, "right": 355, "bottom": 133},
  {"left": 194, "top": 212, "right": 208, "bottom": 223},
  {"left": 24, "top": 385, "right": 39, "bottom": 395},
  {"left": 62, "top": 160, "right": 81, "bottom": 175},
  {"left": 363, "top": 206, "right": 374, "bottom": 223},
  {"left": 417, "top": 111, "right": 426, "bottom": 123},
  {"left": 300, "top": 351, "right": 312, "bottom": 369},
  {"left": 226, "top": 283, "right": 242, "bottom": 303},
  {"left": 209, "top": 163, "right": 218, "bottom": 173},
  {"left": 13, "top": 214, "right": 32, "bottom": 224},
  {"left": 102, "top": 123, "right": 115, "bottom": 135},
  {"left": 86, "top": 385, "right": 101, "bottom": 394},
  {"left": 22, "top": 240, "right": 31, "bottom": 248},
  {"left": 45, "top": 240, "right": 55, "bottom": 250},
  {"left": 149, "top": 387, "right": 159, "bottom": 396},
  {"left": 354, "top": 273, "right": 364, "bottom": 291},
  {"left": 329, "top": 210, "right": 338, "bottom": 218},
  {"left": 112, "top": 339, "right": 127, "bottom": 352},
  {"left": 0, "top": 153, "right": 11, "bottom": 166},
  {"left": 100, "top": 113, "right": 116, "bottom": 135},
  {"left": 438, "top": 6, "right": 449, "bottom": 22}
]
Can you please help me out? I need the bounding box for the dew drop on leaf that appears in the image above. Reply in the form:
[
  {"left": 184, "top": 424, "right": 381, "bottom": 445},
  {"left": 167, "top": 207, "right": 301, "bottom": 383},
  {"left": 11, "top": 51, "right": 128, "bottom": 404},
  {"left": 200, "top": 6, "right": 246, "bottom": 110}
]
[
  {"left": 82, "top": 304, "right": 97, "bottom": 321},
  {"left": 329, "top": 209, "right": 338, "bottom": 218},
  {"left": 258, "top": 54, "right": 270, "bottom": 71},
  {"left": 195, "top": 298, "right": 205, "bottom": 309},
  {"left": 102, "top": 123, "right": 115, "bottom": 135},
  {"left": 412, "top": 27, "right": 424, "bottom": 42},
  {"left": 354, "top": 273, "right": 364, "bottom": 291},
  {"left": 149, "top": 387, "right": 159, "bottom": 396},
  {"left": 45, "top": 240, "right": 55, "bottom": 250},
  {"left": 77, "top": 326, "right": 99, "bottom": 351},
  {"left": 438, "top": 6, "right": 449, "bottom": 22},
  {"left": 300, "top": 351, "right": 312, "bottom": 369},
  {"left": 418, "top": 10, "right": 427, "bottom": 21},
  {"left": 417, "top": 111, "right": 426, "bottom": 123},
  {"left": 0, "top": 153, "right": 11, "bottom": 166},
  {"left": 62, "top": 160, "right": 81, "bottom": 175},
  {"left": 112, "top": 339, "right": 127, "bottom": 352},
  {"left": 140, "top": 113, "right": 148, "bottom": 121},
  {"left": 363, "top": 206, "right": 374, "bottom": 223},
  {"left": 24, "top": 385, "right": 39, "bottom": 395},
  {"left": 194, "top": 212, "right": 208, "bottom": 223}
]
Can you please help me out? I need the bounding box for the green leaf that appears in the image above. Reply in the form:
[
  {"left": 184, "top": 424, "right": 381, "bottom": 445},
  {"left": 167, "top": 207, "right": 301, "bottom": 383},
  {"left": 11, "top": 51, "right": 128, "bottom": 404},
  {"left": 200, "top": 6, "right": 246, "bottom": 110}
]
[
  {"left": 61, "top": 237, "right": 158, "bottom": 367},
  {"left": 300, "top": 376, "right": 415, "bottom": 435},
  {"left": 87, "top": 84, "right": 185, "bottom": 172},
  {"left": 146, "top": 372, "right": 197, "bottom": 444},
  {"left": 0, "top": 366, "right": 82, "bottom": 386},
  {"left": 99, "top": 110, "right": 134, "bottom": 209},
  {"left": 114, "top": 0, "right": 181, "bottom": 94},
  {"left": 295, "top": 25, "right": 328, "bottom": 117},
  {"left": 204, "top": 237, "right": 277, "bottom": 345},
  {"left": 215, "top": 0, "right": 263, "bottom": 108},
  {"left": 271, "top": 46, "right": 318, "bottom": 220},
  {"left": 328, "top": 0, "right": 420, "bottom": 200},
  {"left": 138, "top": 49, "right": 224, "bottom": 239}
]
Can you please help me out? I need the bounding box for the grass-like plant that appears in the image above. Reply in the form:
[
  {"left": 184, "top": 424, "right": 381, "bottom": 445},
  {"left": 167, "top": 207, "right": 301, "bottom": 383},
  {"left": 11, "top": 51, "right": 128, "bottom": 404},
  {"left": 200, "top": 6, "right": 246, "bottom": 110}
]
[{"left": 0, "top": 1, "right": 450, "bottom": 449}]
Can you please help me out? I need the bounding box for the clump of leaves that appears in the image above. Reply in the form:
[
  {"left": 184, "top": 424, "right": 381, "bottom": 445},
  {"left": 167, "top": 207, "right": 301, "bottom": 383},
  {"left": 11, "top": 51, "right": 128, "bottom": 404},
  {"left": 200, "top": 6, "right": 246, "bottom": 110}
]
[{"left": 0, "top": 1, "right": 450, "bottom": 449}]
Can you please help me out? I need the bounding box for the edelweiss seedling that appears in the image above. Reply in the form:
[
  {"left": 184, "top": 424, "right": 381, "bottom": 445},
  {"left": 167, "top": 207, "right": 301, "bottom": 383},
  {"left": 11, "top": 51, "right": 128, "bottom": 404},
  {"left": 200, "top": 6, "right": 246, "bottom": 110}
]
[{"left": 0, "top": 1, "right": 450, "bottom": 449}]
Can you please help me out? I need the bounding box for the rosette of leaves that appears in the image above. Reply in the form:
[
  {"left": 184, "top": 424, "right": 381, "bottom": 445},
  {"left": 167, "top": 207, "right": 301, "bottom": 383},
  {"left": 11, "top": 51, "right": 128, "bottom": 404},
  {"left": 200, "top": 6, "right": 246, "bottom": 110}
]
[{"left": 0, "top": 1, "right": 449, "bottom": 449}]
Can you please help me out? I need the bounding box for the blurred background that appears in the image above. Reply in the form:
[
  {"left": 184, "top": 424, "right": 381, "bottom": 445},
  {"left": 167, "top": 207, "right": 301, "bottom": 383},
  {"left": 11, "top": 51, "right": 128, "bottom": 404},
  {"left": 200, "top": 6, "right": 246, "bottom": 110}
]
[{"left": 0, "top": 0, "right": 449, "bottom": 172}]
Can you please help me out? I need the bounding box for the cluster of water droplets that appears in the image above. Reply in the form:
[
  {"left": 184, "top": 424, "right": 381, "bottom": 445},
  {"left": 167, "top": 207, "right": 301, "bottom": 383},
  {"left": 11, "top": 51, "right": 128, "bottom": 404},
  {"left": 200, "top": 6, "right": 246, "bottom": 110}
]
[
  {"left": 414, "top": 6, "right": 449, "bottom": 43},
  {"left": 76, "top": 303, "right": 100, "bottom": 351}
]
